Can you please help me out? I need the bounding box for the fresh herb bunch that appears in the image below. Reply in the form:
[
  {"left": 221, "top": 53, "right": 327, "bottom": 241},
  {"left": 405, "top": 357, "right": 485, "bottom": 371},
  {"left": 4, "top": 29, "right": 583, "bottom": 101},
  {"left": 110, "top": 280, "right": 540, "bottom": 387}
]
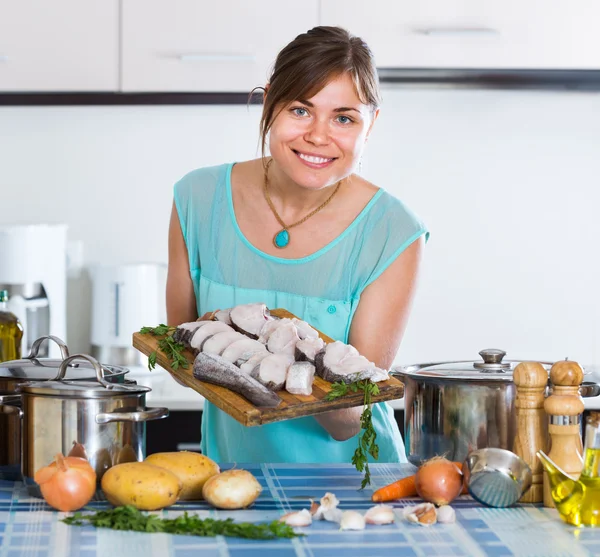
[
  {"left": 139, "top": 325, "right": 188, "bottom": 371},
  {"left": 326, "top": 379, "right": 380, "bottom": 489},
  {"left": 62, "top": 506, "right": 301, "bottom": 540}
]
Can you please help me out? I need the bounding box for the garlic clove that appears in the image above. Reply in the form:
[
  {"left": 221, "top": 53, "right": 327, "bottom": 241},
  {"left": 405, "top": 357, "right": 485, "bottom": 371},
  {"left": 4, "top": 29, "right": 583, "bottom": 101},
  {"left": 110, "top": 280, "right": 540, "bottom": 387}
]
[
  {"left": 322, "top": 507, "right": 343, "bottom": 524},
  {"left": 403, "top": 503, "right": 437, "bottom": 526},
  {"left": 312, "top": 492, "right": 341, "bottom": 521},
  {"left": 436, "top": 505, "right": 456, "bottom": 524},
  {"left": 280, "top": 509, "right": 312, "bottom": 527},
  {"left": 364, "top": 504, "right": 395, "bottom": 525},
  {"left": 320, "top": 492, "right": 340, "bottom": 510},
  {"left": 339, "top": 510, "right": 366, "bottom": 531}
]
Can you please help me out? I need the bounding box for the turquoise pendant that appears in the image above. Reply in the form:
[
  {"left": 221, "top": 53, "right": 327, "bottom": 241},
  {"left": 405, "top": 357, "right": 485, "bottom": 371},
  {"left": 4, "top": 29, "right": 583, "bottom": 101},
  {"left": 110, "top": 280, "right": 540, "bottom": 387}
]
[{"left": 273, "top": 229, "right": 290, "bottom": 248}]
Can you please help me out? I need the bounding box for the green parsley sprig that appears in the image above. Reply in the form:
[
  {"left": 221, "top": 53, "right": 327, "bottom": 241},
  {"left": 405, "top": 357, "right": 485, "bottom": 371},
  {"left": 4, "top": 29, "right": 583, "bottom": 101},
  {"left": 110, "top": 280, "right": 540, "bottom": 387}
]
[
  {"left": 326, "top": 379, "right": 380, "bottom": 489},
  {"left": 139, "top": 325, "right": 188, "bottom": 371},
  {"left": 62, "top": 506, "right": 301, "bottom": 540}
]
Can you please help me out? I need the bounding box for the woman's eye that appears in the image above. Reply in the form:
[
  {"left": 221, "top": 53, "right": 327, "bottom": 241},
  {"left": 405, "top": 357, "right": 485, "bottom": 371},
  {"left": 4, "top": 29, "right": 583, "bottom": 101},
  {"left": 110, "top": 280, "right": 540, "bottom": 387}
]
[
  {"left": 292, "top": 107, "right": 309, "bottom": 117},
  {"left": 336, "top": 115, "right": 354, "bottom": 124}
]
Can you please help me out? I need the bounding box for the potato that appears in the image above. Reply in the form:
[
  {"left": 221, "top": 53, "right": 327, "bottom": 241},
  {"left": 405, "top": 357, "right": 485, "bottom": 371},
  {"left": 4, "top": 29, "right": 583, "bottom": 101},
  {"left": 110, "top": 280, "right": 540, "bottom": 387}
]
[
  {"left": 144, "top": 451, "right": 220, "bottom": 500},
  {"left": 202, "top": 469, "right": 262, "bottom": 509},
  {"left": 101, "top": 462, "right": 182, "bottom": 510}
]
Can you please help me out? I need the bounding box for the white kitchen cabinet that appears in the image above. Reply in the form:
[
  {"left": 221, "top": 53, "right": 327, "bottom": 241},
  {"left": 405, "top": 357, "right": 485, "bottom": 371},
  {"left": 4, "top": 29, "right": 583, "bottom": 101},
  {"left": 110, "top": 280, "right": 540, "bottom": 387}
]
[
  {"left": 0, "top": 1, "right": 119, "bottom": 92},
  {"left": 121, "top": 0, "right": 319, "bottom": 92},
  {"left": 321, "top": 0, "right": 600, "bottom": 69}
]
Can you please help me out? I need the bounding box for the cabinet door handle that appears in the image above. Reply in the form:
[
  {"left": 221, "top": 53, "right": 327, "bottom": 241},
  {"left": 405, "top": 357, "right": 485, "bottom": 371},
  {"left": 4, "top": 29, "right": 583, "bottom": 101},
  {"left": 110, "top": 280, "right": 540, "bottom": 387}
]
[
  {"left": 413, "top": 27, "right": 500, "bottom": 36},
  {"left": 178, "top": 54, "right": 255, "bottom": 63}
]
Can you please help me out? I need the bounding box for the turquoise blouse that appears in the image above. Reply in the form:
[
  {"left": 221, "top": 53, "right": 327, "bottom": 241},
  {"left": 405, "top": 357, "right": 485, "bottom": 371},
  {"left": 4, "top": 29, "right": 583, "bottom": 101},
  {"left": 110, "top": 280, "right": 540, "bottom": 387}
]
[{"left": 174, "top": 162, "right": 428, "bottom": 463}]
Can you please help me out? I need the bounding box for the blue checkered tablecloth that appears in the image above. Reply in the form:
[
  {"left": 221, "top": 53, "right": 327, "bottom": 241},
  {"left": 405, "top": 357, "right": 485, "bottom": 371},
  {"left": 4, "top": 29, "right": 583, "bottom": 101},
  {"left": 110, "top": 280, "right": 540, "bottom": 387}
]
[{"left": 1, "top": 463, "right": 599, "bottom": 557}]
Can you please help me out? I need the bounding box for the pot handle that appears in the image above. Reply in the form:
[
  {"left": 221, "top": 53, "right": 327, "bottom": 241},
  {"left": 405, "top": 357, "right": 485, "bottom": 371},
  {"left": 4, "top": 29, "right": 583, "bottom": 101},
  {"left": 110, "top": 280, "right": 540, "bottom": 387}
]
[
  {"left": 95, "top": 406, "right": 169, "bottom": 424},
  {"left": 53, "top": 354, "right": 114, "bottom": 387},
  {"left": 0, "top": 394, "right": 23, "bottom": 417},
  {"left": 26, "top": 335, "right": 70, "bottom": 360}
]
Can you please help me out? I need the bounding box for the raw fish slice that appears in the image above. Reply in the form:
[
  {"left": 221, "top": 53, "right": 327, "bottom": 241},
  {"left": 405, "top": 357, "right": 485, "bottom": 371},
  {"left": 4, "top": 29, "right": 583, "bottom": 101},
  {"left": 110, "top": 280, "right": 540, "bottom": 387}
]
[
  {"left": 190, "top": 322, "right": 234, "bottom": 353},
  {"left": 250, "top": 353, "right": 294, "bottom": 391},
  {"left": 213, "top": 308, "right": 233, "bottom": 325},
  {"left": 172, "top": 321, "right": 211, "bottom": 346},
  {"left": 230, "top": 303, "right": 273, "bottom": 338},
  {"left": 267, "top": 321, "right": 300, "bottom": 358},
  {"left": 286, "top": 362, "right": 315, "bottom": 395},
  {"left": 257, "top": 318, "right": 288, "bottom": 344},
  {"left": 221, "top": 338, "right": 267, "bottom": 364},
  {"left": 295, "top": 337, "right": 325, "bottom": 363},
  {"left": 291, "top": 318, "right": 319, "bottom": 340},
  {"left": 239, "top": 351, "right": 271, "bottom": 374},
  {"left": 202, "top": 331, "right": 245, "bottom": 355},
  {"left": 193, "top": 352, "right": 282, "bottom": 408},
  {"left": 315, "top": 341, "right": 389, "bottom": 383}
]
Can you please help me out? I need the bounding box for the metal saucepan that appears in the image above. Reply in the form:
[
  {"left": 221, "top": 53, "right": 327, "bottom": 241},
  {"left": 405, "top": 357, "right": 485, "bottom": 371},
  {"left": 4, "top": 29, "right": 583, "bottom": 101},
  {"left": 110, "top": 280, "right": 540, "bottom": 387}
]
[
  {"left": 0, "top": 353, "right": 168, "bottom": 494},
  {"left": 392, "top": 348, "right": 599, "bottom": 466}
]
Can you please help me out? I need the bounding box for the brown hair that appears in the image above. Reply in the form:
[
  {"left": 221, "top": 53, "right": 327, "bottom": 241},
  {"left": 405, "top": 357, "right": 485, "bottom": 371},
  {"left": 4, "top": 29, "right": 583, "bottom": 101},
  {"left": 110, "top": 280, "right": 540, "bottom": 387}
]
[{"left": 256, "top": 26, "right": 381, "bottom": 161}]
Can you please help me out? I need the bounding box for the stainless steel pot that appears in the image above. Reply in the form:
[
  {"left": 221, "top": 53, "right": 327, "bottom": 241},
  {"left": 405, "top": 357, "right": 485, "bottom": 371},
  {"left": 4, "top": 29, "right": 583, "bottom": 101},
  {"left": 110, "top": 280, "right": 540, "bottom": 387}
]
[
  {"left": 0, "top": 353, "right": 168, "bottom": 494},
  {"left": 392, "top": 348, "right": 598, "bottom": 467},
  {"left": 0, "top": 336, "right": 131, "bottom": 480}
]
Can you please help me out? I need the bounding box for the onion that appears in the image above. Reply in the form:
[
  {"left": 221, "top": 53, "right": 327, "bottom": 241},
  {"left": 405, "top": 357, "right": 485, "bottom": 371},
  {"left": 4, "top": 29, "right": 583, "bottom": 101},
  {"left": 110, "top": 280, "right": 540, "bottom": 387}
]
[
  {"left": 414, "top": 456, "right": 463, "bottom": 506},
  {"left": 34, "top": 453, "right": 97, "bottom": 511},
  {"left": 201, "top": 469, "right": 262, "bottom": 509}
]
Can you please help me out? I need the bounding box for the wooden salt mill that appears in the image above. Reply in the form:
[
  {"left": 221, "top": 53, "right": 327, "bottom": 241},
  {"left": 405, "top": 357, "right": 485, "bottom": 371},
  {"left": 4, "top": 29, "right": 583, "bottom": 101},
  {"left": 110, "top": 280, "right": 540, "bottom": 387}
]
[
  {"left": 543, "top": 359, "right": 585, "bottom": 508},
  {"left": 512, "top": 362, "right": 549, "bottom": 503}
]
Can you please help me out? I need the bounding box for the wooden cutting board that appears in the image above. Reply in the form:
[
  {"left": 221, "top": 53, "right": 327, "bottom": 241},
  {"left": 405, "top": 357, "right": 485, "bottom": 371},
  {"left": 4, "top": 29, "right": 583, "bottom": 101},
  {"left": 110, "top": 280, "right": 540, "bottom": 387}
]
[{"left": 132, "top": 308, "right": 404, "bottom": 426}]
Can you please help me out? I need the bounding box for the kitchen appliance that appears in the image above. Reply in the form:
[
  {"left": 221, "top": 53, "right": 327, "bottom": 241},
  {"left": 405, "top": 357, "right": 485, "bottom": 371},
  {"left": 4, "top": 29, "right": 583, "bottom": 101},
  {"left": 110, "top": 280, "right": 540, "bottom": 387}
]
[
  {"left": 392, "top": 348, "right": 599, "bottom": 466},
  {"left": 90, "top": 263, "right": 167, "bottom": 367},
  {"left": 0, "top": 224, "right": 67, "bottom": 359},
  {"left": 0, "top": 336, "right": 130, "bottom": 480},
  {"left": 1, "top": 353, "right": 168, "bottom": 494}
]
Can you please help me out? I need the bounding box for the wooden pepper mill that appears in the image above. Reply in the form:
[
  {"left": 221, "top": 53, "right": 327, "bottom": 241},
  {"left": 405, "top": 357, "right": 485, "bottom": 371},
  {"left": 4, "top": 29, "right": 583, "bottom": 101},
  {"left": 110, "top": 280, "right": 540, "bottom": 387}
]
[
  {"left": 543, "top": 358, "right": 585, "bottom": 508},
  {"left": 512, "top": 362, "right": 549, "bottom": 503}
]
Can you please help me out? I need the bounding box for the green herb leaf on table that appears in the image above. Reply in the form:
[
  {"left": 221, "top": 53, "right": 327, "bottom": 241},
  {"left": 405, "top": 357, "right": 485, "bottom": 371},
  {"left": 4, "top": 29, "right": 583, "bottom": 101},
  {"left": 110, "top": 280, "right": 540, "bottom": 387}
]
[
  {"left": 139, "top": 324, "right": 188, "bottom": 371},
  {"left": 325, "top": 379, "right": 380, "bottom": 488},
  {"left": 62, "top": 506, "right": 301, "bottom": 540}
]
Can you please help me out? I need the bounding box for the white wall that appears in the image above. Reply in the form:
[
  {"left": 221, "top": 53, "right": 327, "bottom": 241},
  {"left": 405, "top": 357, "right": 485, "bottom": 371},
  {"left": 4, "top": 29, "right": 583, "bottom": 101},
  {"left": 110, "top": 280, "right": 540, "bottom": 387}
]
[{"left": 0, "top": 87, "right": 599, "bottom": 369}]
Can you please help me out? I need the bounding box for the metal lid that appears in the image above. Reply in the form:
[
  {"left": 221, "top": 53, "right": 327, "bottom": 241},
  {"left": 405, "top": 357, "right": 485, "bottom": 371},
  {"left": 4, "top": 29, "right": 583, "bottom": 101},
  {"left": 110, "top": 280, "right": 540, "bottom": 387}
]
[
  {"left": 393, "top": 348, "right": 553, "bottom": 381},
  {"left": 0, "top": 336, "right": 129, "bottom": 383},
  {"left": 17, "top": 354, "right": 149, "bottom": 398}
]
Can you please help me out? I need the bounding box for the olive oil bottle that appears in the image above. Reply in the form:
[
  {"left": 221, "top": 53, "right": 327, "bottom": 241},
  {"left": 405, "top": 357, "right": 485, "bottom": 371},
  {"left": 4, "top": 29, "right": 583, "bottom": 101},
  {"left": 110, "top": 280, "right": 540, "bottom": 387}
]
[
  {"left": 0, "top": 290, "right": 23, "bottom": 363},
  {"left": 538, "top": 413, "right": 600, "bottom": 527}
]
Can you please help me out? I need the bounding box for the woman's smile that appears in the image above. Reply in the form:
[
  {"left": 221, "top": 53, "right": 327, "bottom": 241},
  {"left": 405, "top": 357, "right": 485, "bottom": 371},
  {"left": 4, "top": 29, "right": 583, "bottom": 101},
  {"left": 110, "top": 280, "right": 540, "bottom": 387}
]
[{"left": 292, "top": 149, "right": 337, "bottom": 169}]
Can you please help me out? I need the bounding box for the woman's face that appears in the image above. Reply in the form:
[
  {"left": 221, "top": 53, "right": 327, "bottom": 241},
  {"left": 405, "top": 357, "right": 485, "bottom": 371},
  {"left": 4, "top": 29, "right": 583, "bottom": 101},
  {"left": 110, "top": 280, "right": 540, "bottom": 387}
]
[{"left": 268, "top": 73, "right": 378, "bottom": 190}]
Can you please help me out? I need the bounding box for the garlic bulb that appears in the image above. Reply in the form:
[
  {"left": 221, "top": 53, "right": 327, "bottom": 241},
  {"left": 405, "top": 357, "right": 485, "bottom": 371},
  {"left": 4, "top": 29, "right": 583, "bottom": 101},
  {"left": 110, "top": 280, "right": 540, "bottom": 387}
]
[
  {"left": 312, "top": 492, "right": 342, "bottom": 522},
  {"left": 339, "top": 510, "right": 366, "bottom": 531},
  {"left": 279, "top": 509, "right": 312, "bottom": 527},
  {"left": 364, "top": 504, "right": 395, "bottom": 525},
  {"left": 403, "top": 503, "right": 437, "bottom": 526}
]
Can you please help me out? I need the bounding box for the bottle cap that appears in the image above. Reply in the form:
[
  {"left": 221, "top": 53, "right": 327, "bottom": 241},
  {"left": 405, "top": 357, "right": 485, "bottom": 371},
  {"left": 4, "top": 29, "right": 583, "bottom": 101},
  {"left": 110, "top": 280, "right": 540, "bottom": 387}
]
[{"left": 0, "top": 290, "right": 8, "bottom": 303}]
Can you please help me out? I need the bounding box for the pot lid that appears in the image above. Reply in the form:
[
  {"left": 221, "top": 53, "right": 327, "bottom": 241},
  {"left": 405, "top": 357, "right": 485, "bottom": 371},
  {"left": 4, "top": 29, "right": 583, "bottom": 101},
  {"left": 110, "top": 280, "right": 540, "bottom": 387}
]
[
  {"left": 17, "top": 354, "right": 149, "bottom": 398},
  {"left": 0, "top": 335, "right": 129, "bottom": 383},
  {"left": 393, "top": 349, "right": 553, "bottom": 381}
]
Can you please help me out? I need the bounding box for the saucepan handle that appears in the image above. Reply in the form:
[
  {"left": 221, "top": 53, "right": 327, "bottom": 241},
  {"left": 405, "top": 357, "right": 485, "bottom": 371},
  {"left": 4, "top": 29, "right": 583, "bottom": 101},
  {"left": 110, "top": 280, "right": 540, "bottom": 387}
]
[
  {"left": 0, "top": 394, "right": 23, "bottom": 417},
  {"left": 26, "top": 335, "right": 70, "bottom": 360},
  {"left": 95, "top": 407, "right": 169, "bottom": 424}
]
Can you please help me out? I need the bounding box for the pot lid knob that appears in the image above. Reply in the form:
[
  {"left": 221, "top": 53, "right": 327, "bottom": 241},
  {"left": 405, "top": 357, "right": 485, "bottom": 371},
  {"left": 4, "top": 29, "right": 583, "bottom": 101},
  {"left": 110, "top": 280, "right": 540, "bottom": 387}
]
[{"left": 474, "top": 348, "right": 511, "bottom": 371}]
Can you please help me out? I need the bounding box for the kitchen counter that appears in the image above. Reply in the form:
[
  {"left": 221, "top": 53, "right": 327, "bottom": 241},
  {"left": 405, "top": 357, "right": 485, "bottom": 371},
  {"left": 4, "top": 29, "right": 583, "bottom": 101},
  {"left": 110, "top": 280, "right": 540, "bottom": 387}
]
[{"left": 2, "top": 463, "right": 600, "bottom": 557}]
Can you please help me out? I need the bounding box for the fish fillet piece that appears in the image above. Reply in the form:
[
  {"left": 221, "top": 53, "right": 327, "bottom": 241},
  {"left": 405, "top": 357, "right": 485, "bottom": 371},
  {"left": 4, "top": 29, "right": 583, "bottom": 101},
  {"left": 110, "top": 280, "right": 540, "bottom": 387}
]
[
  {"left": 257, "top": 318, "right": 288, "bottom": 343},
  {"left": 172, "top": 321, "right": 211, "bottom": 347},
  {"left": 202, "top": 331, "right": 245, "bottom": 355},
  {"left": 190, "top": 322, "right": 234, "bottom": 353},
  {"left": 315, "top": 341, "right": 389, "bottom": 383},
  {"left": 250, "top": 353, "right": 294, "bottom": 391},
  {"left": 230, "top": 303, "right": 273, "bottom": 338},
  {"left": 291, "top": 318, "right": 319, "bottom": 340},
  {"left": 285, "top": 362, "right": 316, "bottom": 395},
  {"left": 295, "top": 337, "right": 325, "bottom": 363},
  {"left": 213, "top": 308, "right": 232, "bottom": 325},
  {"left": 221, "top": 338, "right": 267, "bottom": 364},
  {"left": 239, "top": 351, "right": 271, "bottom": 374},
  {"left": 267, "top": 321, "right": 300, "bottom": 358},
  {"left": 193, "top": 352, "right": 282, "bottom": 408}
]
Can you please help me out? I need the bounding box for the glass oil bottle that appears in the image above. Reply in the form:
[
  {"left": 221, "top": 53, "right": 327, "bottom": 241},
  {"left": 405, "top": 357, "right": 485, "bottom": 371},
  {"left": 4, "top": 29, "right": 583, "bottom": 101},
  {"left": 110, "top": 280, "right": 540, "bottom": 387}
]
[
  {"left": 538, "top": 412, "right": 600, "bottom": 527},
  {"left": 0, "top": 290, "right": 24, "bottom": 363}
]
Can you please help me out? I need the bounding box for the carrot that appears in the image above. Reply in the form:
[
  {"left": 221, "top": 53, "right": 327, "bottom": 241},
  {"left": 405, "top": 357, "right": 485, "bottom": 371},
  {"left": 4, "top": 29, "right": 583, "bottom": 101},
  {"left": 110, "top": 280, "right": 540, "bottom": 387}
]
[{"left": 372, "top": 461, "right": 467, "bottom": 502}]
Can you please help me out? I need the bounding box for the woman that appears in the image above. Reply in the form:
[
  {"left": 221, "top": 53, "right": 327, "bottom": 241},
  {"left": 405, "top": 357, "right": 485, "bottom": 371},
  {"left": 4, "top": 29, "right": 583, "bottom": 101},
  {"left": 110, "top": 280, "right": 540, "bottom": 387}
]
[{"left": 167, "top": 26, "right": 428, "bottom": 463}]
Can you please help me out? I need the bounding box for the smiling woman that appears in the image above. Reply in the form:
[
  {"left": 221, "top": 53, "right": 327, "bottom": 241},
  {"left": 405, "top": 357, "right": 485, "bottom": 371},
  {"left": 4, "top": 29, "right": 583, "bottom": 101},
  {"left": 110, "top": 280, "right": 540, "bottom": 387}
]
[{"left": 166, "top": 26, "right": 429, "bottom": 465}]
